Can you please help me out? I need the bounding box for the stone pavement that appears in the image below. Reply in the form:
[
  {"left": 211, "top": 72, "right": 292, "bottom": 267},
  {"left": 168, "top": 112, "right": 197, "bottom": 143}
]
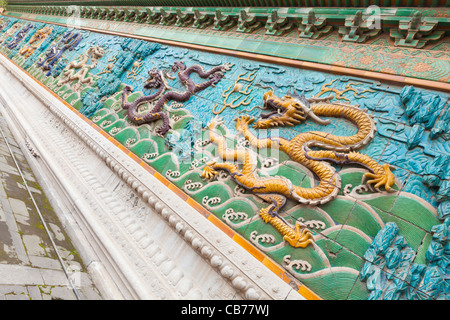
[{"left": 0, "top": 111, "right": 102, "bottom": 300}]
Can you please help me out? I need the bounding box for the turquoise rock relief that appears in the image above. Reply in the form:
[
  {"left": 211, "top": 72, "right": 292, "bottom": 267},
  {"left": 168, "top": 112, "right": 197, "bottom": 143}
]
[{"left": 0, "top": 16, "right": 448, "bottom": 300}]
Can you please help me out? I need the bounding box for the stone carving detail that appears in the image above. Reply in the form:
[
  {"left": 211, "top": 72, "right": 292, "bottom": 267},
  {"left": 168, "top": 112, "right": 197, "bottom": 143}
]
[
  {"left": 298, "top": 10, "right": 332, "bottom": 39},
  {"left": 390, "top": 11, "right": 444, "bottom": 48},
  {"left": 237, "top": 9, "right": 261, "bottom": 33},
  {"left": 193, "top": 9, "right": 214, "bottom": 29},
  {"left": 265, "top": 9, "right": 295, "bottom": 37},
  {"left": 213, "top": 9, "right": 236, "bottom": 31},
  {"left": 338, "top": 10, "right": 381, "bottom": 43},
  {"left": 175, "top": 9, "right": 194, "bottom": 28}
]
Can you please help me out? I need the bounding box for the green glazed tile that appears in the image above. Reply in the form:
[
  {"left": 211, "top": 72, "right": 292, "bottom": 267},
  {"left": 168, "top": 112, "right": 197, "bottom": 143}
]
[
  {"left": 318, "top": 197, "right": 356, "bottom": 228},
  {"left": 347, "top": 278, "right": 371, "bottom": 300},
  {"left": 372, "top": 207, "right": 428, "bottom": 252},
  {"left": 254, "top": 41, "right": 281, "bottom": 56},
  {"left": 333, "top": 228, "right": 372, "bottom": 259},
  {"left": 414, "top": 232, "right": 432, "bottom": 265},
  {"left": 389, "top": 195, "right": 441, "bottom": 231},
  {"left": 274, "top": 43, "right": 301, "bottom": 59},
  {"left": 299, "top": 269, "right": 361, "bottom": 300},
  {"left": 222, "top": 38, "right": 244, "bottom": 50},
  {"left": 363, "top": 194, "right": 398, "bottom": 213},
  {"left": 297, "top": 46, "right": 329, "bottom": 62},
  {"left": 236, "top": 39, "right": 261, "bottom": 52}
]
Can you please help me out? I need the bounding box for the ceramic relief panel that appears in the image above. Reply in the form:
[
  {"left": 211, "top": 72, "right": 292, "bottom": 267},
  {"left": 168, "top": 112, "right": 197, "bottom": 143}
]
[{"left": 0, "top": 16, "right": 448, "bottom": 300}]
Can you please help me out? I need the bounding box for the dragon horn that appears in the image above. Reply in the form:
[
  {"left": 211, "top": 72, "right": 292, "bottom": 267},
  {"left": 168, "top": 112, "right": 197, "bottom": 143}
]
[{"left": 289, "top": 89, "right": 301, "bottom": 99}]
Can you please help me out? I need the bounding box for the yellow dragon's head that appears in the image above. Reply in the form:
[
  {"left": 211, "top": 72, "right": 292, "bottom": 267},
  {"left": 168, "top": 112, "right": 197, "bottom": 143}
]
[
  {"left": 254, "top": 90, "right": 330, "bottom": 129},
  {"left": 255, "top": 91, "right": 308, "bottom": 129}
]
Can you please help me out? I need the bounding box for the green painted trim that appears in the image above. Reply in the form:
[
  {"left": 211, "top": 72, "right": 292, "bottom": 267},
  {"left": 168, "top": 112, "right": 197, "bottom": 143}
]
[
  {"left": 7, "top": 4, "right": 450, "bottom": 20},
  {"left": 6, "top": 11, "right": 450, "bottom": 87},
  {"left": 4, "top": 0, "right": 450, "bottom": 7}
]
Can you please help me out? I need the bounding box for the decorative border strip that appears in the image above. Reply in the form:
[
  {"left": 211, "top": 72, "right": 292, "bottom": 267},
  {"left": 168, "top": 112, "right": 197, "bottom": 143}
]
[
  {"left": 4, "top": 12, "right": 450, "bottom": 92},
  {"left": 6, "top": 1, "right": 450, "bottom": 8},
  {"left": 6, "top": 5, "right": 450, "bottom": 52}
]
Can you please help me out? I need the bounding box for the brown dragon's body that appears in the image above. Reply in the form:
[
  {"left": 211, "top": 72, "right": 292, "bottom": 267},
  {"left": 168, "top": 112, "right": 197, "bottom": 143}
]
[{"left": 202, "top": 90, "right": 395, "bottom": 248}]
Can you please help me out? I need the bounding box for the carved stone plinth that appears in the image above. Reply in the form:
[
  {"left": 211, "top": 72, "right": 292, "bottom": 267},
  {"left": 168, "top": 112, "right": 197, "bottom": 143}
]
[
  {"left": 298, "top": 10, "right": 332, "bottom": 39},
  {"left": 390, "top": 11, "right": 444, "bottom": 48}
]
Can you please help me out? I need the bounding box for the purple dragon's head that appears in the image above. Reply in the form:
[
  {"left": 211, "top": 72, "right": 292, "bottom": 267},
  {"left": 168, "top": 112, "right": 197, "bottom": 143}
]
[
  {"left": 209, "top": 71, "right": 224, "bottom": 85},
  {"left": 171, "top": 61, "right": 186, "bottom": 73},
  {"left": 144, "top": 68, "right": 164, "bottom": 89}
]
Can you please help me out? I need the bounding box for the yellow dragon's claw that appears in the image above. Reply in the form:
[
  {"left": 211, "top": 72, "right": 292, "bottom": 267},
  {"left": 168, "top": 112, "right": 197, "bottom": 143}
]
[
  {"left": 209, "top": 116, "right": 225, "bottom": 129},
  {"left": 234, "top": 115, "right": 255, "bottom": 132},
  {"left": 201, "top": 161, "right": 219, "bottom": 180},
  {"left": 362, "top": 164, "right": 396, "bottom": 192},
  {"left": 259, "top": 207, "right": 272, "bottom": 223},
  {"left": 284, "top": 223, "right": 314, "bottom": 248}
]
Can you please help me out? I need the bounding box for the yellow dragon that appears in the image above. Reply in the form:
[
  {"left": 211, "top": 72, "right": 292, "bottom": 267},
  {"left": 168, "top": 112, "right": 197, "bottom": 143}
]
[
  {"left": 19, "top": 26, "right": 53, "bottom": 58},
  {"left": 201, "top": 90, "right": 396, "bottom": 248}
]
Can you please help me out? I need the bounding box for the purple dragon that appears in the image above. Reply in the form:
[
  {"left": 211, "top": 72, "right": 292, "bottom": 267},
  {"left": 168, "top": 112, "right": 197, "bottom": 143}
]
[
  {"left": 37, "top": 31, "right": 83, "bottom": 76},
  {"left": 121, "top": 60, "right": 233, "bottom": 136},
  {"left": 6, "top": 23, "right": 33, "bottom": 50}
]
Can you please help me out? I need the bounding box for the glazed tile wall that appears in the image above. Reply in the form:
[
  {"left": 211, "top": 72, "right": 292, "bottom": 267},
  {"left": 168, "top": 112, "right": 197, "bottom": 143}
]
[{"left": 0, "top": 15, "right": 448, "bottom": 300}]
